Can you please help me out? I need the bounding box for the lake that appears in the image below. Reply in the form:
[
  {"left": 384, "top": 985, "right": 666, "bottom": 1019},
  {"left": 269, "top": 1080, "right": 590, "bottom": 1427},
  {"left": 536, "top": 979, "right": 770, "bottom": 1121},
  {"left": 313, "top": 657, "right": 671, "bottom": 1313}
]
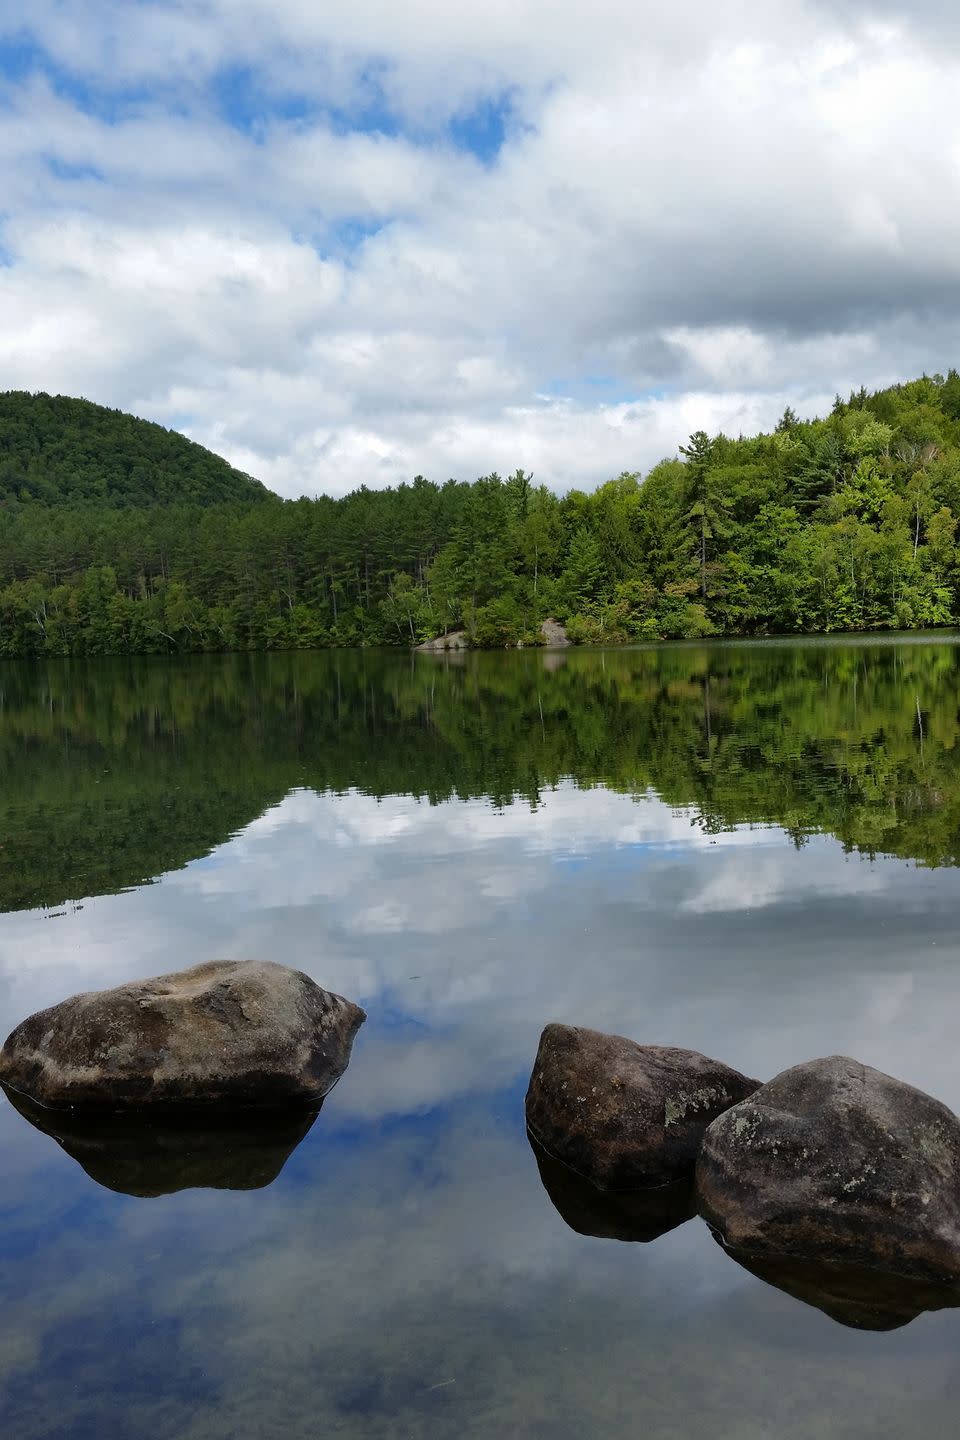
[{"left": 2, "top": 637, "right": 960, "bottom": 1438}]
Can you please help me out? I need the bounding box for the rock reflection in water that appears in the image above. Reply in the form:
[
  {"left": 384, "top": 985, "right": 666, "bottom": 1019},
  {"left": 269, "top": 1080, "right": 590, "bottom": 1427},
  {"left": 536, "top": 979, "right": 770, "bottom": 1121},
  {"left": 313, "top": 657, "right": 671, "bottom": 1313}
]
[
  {"left": 530, "top": 1121, "right": 960, "bottom": 1330},
  {"left": 715, "top": 1239, "right": 960, "bottom": 1332},
  {"left": 528, "top": 1129, "right": 696, "bottom": 1242},
  {"left": 2, "top": 1084, "right": 318, "bottom": 1197}
]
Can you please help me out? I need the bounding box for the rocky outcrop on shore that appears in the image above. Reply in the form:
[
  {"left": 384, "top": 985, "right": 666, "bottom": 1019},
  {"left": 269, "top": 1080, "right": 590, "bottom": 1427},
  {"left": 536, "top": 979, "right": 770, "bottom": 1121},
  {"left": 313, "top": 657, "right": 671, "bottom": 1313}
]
[
  {"left": 416, "top": 619, "right": 570, "bottom": 651},
  {"left": 415, "top": 630, "right": 468, "bottom": 651},
  {"left": 539, "top": 618, "right": 570, "bottom": 647}
]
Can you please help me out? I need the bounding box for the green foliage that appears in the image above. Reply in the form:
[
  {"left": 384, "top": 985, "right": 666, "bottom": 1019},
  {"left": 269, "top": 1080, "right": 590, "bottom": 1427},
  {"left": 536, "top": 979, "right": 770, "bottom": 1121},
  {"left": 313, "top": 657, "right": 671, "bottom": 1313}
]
[
  {"left": 5, "top": 373, "right": 960, "bottom": 653},
  {"left": 0, "top": 391, "right": 268, "bottom": 506}
]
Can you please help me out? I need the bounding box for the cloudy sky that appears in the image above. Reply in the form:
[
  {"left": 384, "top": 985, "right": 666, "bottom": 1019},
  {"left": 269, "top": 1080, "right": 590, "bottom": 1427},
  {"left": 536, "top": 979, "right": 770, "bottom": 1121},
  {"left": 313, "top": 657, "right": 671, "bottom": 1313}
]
[{"left": 1, "top": 2, "right": 958, "bottom": 497}]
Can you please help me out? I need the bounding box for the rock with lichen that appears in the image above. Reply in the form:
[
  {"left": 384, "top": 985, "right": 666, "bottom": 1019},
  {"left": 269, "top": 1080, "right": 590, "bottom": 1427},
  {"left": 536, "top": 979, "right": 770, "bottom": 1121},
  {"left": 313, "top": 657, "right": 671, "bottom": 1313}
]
[
  {"left": 0, "top": 959, "right": 365, "bottom": 1110},
  {"left": 525, "top": 1022, "right": 760, "bottom": 1191},
  {"left": 697, "top": 1055, "right": 960, "bottom": 1289}
]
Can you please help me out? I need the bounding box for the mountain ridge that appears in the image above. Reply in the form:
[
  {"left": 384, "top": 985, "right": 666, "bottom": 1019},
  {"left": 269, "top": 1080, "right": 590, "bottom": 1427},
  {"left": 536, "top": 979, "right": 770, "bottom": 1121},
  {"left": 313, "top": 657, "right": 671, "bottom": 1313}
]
[{"left": 0, "top": 390, "right": 271, "bottom": 507}]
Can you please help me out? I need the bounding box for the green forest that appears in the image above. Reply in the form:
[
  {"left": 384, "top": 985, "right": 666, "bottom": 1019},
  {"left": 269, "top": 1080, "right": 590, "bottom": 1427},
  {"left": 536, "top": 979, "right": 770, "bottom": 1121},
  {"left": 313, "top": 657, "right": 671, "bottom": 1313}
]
[{"left": 5, "top": 375, "right": 960, "bottom": 655}]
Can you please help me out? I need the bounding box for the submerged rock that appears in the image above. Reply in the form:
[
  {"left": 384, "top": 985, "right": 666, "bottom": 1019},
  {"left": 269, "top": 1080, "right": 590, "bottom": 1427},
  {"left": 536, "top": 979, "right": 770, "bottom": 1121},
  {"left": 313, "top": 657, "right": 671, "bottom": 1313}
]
[
  {"left": 528, "top": 1127, "right": 696, "bottom": 1242},
  {"left": 697, "top": 1055, "right": 960, "bottom": 1288},
  {"left": 525, "top": 1023, "right": 760, "bottom": 1190},
  {"left": 714, "top": 1240, "right": 960, "bottom": 1332},
  {"left": 0, "top": 960, "right": 365, "bottom": 1109},
  {"left": 3, "top": 1084, "right": 318, "bottom": 1197}
]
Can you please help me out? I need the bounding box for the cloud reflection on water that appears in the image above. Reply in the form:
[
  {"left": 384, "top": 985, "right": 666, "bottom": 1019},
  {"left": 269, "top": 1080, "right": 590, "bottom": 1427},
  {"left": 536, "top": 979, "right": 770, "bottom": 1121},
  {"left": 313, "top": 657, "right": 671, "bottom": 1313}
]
[
  {"left": 3, "top": 783, "right": 960, "bottom": 1436},
  {"left": 2, "top": 785, "right": 959, "bottom": 1113}
]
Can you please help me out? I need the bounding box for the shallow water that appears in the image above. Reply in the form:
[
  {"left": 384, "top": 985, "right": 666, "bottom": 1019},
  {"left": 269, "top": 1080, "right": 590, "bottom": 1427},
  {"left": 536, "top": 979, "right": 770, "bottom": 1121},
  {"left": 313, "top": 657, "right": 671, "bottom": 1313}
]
[{"left": 3, "top": 639, "right": 960, "bottom": 1437}]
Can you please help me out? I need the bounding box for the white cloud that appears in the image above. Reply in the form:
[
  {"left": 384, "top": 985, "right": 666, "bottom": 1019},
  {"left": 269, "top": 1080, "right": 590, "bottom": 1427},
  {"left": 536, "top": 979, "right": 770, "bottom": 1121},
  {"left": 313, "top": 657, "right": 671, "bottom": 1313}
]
[{"left": 2, "top": 4, "right": 960, "bottom": 494}]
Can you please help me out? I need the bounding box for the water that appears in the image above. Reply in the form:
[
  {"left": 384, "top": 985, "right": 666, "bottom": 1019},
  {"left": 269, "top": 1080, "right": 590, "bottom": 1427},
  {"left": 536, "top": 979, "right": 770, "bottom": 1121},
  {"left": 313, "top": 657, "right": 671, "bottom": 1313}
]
[{"left": 2, "top": 638, "right": 960, "bottom": 1437}]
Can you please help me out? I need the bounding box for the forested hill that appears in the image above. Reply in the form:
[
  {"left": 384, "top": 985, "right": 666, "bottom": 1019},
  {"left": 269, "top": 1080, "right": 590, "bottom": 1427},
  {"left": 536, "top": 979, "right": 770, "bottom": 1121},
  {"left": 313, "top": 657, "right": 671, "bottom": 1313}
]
[
  {"left": 0, "top": 391, "right": 269, "bottom": 506},
  {"left": 4, "top": 372, "right": 960, "bottom": 654}
]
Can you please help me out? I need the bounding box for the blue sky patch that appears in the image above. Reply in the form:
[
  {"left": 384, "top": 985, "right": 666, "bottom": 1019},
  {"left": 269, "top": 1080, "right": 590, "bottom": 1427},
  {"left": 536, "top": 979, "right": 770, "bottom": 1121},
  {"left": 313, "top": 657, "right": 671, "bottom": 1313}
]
[
  {"left": 0, "top": 30, "right": 161, "bottom": 122},
  {"left": 43, "top": 154, "right": 105, "bottom": 183},
  {"left": 321, "top": 218, "right": 388, "bottom": 261},
  {"left": 211, "top": 55, "right": 515, "bottom": 168},
  {"left": 212, "top": 59, "right": 402, "bottom": 141},
  {"left": 0, "top": 32, "right": 48, "bottom": 90},
  {"left": 448, "top": 92, "right": 515, "bottom": 164}
]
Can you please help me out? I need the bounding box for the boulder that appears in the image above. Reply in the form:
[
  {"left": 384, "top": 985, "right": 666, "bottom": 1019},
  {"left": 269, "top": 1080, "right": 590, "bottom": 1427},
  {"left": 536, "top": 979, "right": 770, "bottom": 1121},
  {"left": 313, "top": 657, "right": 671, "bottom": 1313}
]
[
  {"left": 3, "top": 1084, "right": 318, "bottom": 1197},
  {"left": 697, "top": 1055, "right": 960, "bottom": 1288},
  {"left": 0, "top": 960, "right": 365, "bottom": 1110},
  {"left": 525, "top": 1023, "right": 760, "bottom": 1190},
  {"left": 539, "top": 618, "right": 570, "bottom": 648},
  {"left": 528, "top": 1127, "right": 695, "bottom": 1242},
  {"left": 416, "top": 630, "right": 468, "bottom": 652}
]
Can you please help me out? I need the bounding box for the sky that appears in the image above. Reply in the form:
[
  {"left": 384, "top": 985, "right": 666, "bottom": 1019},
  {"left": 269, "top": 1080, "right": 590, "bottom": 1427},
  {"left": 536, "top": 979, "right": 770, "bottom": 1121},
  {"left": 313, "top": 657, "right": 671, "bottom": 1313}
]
[{"left": 1, "top": 1, "right": 959, "bottom": 499}]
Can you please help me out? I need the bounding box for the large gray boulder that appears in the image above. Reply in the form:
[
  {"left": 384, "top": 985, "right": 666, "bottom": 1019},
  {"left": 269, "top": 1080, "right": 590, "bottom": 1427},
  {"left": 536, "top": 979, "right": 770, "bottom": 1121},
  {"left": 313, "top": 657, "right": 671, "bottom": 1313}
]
[
  {"left": 697, "top": 1055, "right": 960, "bottom": 1288},
  {"left": 525, "top": 1023, "right": 760, "bottom": 1190},
  {"left": 0, "top": 960, "right": 365, "bottom": 1109},
  {"left": 416, "top": 630, "right": 468, "bottom": 651},
  {"left": 539, "top": 618, "right": 570, "bottom": 648}
]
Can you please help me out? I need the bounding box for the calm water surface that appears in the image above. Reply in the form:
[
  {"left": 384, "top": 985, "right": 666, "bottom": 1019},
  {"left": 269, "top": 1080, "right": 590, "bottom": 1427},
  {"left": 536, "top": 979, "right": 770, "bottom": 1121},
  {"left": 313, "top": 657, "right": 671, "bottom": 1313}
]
[{"left": 2, "top": 639, "right": 960, "bottom": 1437}]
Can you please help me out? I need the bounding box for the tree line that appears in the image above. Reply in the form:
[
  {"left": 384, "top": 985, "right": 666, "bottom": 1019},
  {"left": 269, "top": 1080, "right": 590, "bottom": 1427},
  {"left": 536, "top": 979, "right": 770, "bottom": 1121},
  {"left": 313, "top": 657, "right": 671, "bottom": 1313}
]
[{"left": 5, "top": 373, "right": 960, "bottom": 655}]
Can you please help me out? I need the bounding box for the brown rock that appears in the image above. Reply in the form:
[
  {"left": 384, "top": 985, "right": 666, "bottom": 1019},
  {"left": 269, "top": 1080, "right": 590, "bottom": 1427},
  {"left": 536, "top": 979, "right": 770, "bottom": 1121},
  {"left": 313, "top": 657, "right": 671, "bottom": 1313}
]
[
  {"left": 525, "top": 1023, "right": 760, "bottom": 1190},
  {"left": 0, "top": 960, "right": 365, "bottom": 1109},
  {"left": 697, "top": 1055, "right": 960, "bottom": 1287}
]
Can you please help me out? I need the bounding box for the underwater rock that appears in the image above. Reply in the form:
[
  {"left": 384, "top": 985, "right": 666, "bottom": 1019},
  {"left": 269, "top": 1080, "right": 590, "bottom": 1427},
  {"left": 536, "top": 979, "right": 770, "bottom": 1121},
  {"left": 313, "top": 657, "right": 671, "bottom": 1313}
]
[
  {"left": 0, "top": 960, "right": 365, "bottom": 1109},
  {"left": 528, "top": 1127, "right": 696, "bottom": 1241},
  {"left": 525, "top": 1023, "right": 760, "bottom": 1190},
  {"left": 698, "top": 1055, "right": 960, "bottom": 1287},
  {"left": 713, "top": 1239, "right": 960, "bottom": 1331},
  {"left": 2, "top": 1084, "right": 318, "bottom": 1197}
]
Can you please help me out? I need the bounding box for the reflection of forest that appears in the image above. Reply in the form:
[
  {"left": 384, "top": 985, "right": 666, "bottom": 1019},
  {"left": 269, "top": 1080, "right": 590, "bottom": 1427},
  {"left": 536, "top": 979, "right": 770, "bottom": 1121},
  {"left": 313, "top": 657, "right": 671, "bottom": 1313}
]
[{"left": 1, "top": 638, "right": 957, "bottom": 912}]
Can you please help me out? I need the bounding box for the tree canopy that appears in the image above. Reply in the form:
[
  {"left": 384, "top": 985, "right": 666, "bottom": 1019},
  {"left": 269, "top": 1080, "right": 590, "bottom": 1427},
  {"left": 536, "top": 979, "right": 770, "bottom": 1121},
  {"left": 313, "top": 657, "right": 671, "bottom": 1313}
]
[
  {"left": 0, "top": 391, "right": 268, "bottom": 507},
  {"left": 5, "top": 374, "right": 960, "bottom": 653}
]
